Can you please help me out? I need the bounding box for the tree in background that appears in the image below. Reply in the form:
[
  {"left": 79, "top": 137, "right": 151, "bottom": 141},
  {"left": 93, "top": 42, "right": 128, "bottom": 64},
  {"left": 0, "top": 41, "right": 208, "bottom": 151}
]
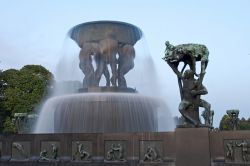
[
  {"left": 219, "top": 110, "right": 250, "bottom": 130},
  {"left": 238, "top": 118, "right": 250, "bottom": 130},
  {"left": 0, "top": 65, "right": 53, "bottom": 133},
  {"left": 3, "top": 117, "right": 16, "bottom": 134},
  {"left": 219, "top": 114, "right": 232, "bottom": 130},
  {"left": 0, "top": 67, "right": 4, "bottom": 132}
]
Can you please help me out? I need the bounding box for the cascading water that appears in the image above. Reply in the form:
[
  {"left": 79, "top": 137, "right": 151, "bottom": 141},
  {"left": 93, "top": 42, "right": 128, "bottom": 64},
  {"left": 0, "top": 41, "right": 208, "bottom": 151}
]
[{"left": 34, "top": 21, "right": 175, "bottom": 133}]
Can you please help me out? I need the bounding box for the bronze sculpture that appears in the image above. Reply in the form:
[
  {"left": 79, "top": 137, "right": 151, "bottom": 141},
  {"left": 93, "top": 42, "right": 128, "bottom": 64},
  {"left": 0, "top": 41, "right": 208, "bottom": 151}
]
[
  {"left": 164, "top": 41, "right": 212, "bottom": 128},
  {"left": 164, "top": 41, "right": 209, "bottom": 82},
  {"left": 70, "top": 21, "right": 142, "bottom": 89},
  {"left": 79, "top": 42, "right": 99, "bottom": 88},
  {"left": 226, "top": 110, "right": 239, "bottom": 130},
  {"left": 202, "top": 109, "right": 214, "bottom": 127},
  {"left": 79, "top": 39, "right": 135, "bottom": 88},
  {"left": 94, "top": 36, "right": 118, "bottom": 87},
  {"left": 117, "top": 43, "right": 135, "bottom": 87}
]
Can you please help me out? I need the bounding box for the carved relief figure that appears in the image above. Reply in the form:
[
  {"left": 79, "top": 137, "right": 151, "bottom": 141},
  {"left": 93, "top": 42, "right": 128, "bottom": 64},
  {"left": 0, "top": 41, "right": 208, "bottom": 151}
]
[
  {"left": 237, "top": 140, "right": 250, "bottom": 162},
  {"left": 12, "top": 142, "right": 28, "bottom": 158},
  {"left": 40, "top": 150, "right": 50, "bottom": 161},
  {"left": 39, "top": 142, "right": 59, "bottom": 161},
  {"left": 143, "top": 146, "right": 162, "bottom": 162},
  {"left": 73, "top": 142, "right": 91, "bottom": 161},
  {"left": 106, "top": 144, "right": 125, "bottom": 161},
  {"left": 51, "top": 144, "right": 58, "bottom": 160},
  {"left": 226, "top": 141, "right": 235, "bottom": 161}
]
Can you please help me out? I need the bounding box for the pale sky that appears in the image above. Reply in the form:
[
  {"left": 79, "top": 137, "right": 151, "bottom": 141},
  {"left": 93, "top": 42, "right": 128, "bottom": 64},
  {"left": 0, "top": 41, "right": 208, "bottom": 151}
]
[{"left": 0, "top": 0, "right": 250, "bottom": 127}]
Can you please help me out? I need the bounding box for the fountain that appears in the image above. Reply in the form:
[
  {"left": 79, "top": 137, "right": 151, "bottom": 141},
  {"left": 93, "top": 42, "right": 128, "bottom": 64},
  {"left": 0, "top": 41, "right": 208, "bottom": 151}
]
[
  {"left": 1, "top": 21, "right": 250, "bottom": 166},
  {"left": 34, "top": 21, "right": 174, "bottom": 133}
]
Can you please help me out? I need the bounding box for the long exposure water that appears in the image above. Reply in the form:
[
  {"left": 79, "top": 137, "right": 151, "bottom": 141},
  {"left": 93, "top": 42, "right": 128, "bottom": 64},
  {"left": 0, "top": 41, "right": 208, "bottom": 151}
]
[
  {"left": 34, "top": 21, "right": 175, "bottom": 133},
  {"left": 34, "top": 93, "right": 174, "bottom": 133}
]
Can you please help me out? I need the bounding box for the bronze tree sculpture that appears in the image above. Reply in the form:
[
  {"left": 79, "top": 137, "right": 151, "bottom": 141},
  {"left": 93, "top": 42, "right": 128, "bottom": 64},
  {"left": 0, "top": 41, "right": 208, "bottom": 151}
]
[{"left": 163, "top": 41, "right": 212, "bottom": 128}]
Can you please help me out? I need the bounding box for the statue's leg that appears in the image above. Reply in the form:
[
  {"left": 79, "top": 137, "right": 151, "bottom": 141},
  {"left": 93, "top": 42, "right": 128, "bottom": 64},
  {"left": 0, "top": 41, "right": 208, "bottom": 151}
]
[
  {"left": 80, "top": 61, "right": 94, "bottom": 88},
  {"left": 179, "top": 101, "right": 199, "bottom": 127},
  {"left": 103, "top": 65, "right": 110, "bottom": 87},
  {"left": 110, "top": 55, "right": 118, "bottom": 86},
  {"left": 79, "top": 62, "right": 87, "bottom": 88},
  {"left": 118, "top": 66, "right": 127, "bottom": 88},
  {"left": 199, "top": 99, "right": 211, "bottom": 126},
  {"left": 94, "top": 60, "right": 105, "bottom": 86},
  {"left": 89, "top": 65, "right": 95, "bottom": 86},
  {"left": 199, "top": 99, "right": 211, "bottom": 113},
  {"left": 118, "top": 59, "right": 134, "bottom": 88}
]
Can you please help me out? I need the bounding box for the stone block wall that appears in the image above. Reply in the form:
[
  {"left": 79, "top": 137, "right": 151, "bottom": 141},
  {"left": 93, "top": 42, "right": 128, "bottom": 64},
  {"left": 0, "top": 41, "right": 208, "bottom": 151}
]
[
  {"left": 0, "top": 132, "right": 175, "bottom": 166},
  {"left": 1, "top": 129, "right": 250, "bottom": 166}
]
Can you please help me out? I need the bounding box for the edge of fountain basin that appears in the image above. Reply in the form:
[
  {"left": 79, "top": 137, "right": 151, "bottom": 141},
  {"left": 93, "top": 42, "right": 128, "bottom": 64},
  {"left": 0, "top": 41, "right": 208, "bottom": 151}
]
[{"left": 68, "top": 20, "right": 143, "bottom": 37}]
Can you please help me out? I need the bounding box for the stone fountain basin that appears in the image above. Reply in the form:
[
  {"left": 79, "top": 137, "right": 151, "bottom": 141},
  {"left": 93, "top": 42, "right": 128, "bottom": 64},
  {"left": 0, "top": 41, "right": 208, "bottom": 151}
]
[{"left": 69, "top": 21, "right": 143, "bottom": 47}]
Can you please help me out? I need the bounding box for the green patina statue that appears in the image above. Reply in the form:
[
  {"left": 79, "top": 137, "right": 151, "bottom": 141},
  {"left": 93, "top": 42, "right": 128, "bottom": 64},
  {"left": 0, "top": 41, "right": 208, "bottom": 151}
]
[
  {"left": 226, "top": 109, "right": 239, "bottom": 130},
  {"left": 163, "top": 41, "right": 212, "bottom": 128},
  {"left": 164, "top": 41, "right": 209, "bottom": 83}
]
